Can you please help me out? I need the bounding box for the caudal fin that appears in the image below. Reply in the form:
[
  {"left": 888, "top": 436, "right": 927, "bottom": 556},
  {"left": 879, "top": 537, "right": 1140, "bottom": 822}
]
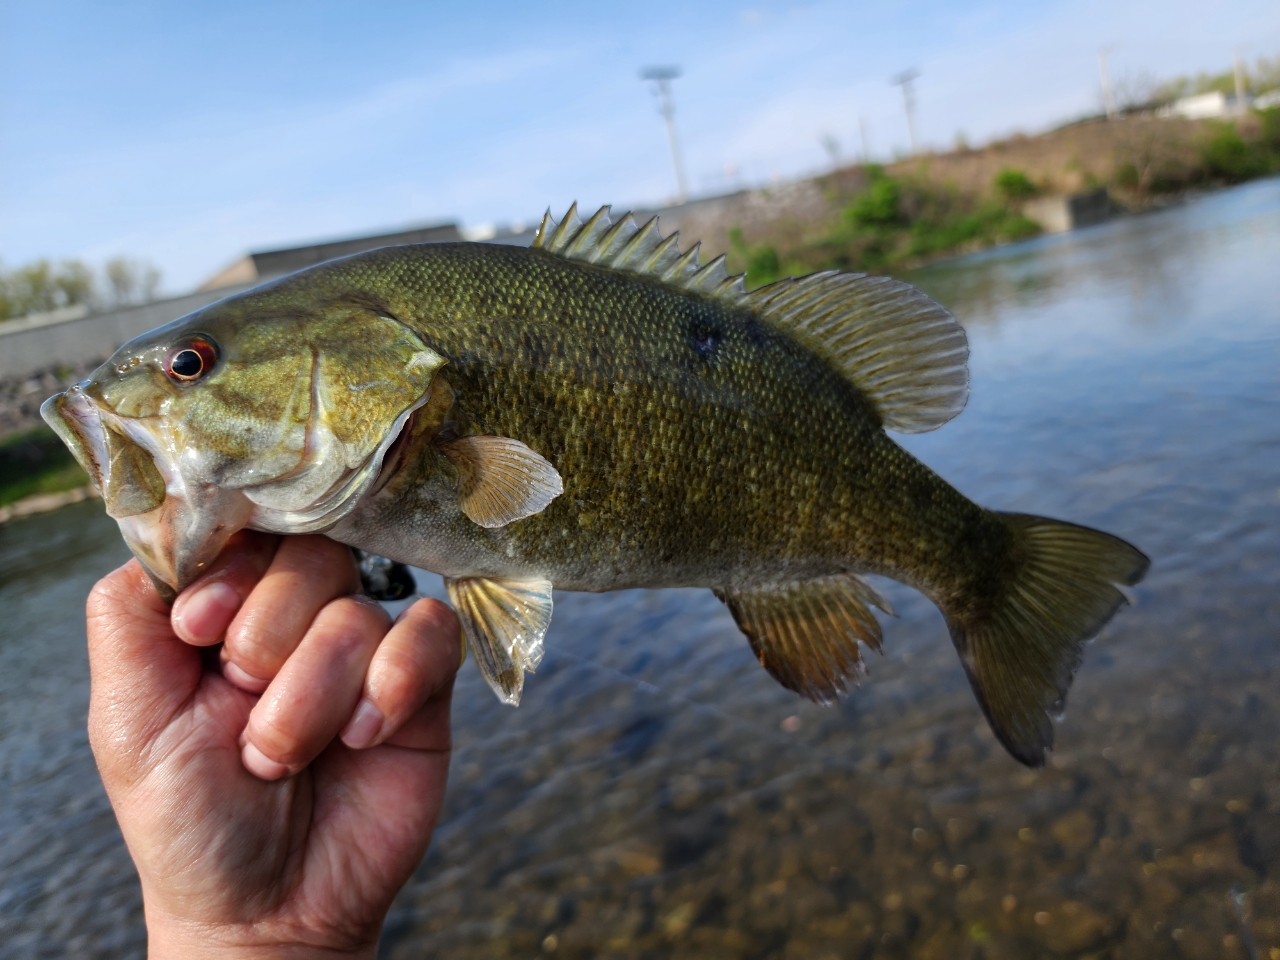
[{"left": 947, "top": 513, "right": 1149, "bottom": 767}]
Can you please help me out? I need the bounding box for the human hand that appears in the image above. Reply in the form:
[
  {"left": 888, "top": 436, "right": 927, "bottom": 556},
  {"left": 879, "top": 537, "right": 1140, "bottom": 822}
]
[{"left": 86, "top": 533, "right": 460, "bottom": 959}]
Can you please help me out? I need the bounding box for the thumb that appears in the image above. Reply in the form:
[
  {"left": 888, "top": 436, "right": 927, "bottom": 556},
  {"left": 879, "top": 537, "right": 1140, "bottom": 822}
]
[{"left": 86, "top": 558, "right": 203, "bottom": 787}]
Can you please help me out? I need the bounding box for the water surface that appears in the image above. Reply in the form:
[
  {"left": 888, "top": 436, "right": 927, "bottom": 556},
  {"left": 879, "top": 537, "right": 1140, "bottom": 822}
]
[{"left": 3, "top": 180, "right": 1279, "bottom": 959}]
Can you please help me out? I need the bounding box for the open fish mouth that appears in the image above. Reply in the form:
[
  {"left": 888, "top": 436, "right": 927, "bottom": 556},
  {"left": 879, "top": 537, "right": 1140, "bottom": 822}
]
[
  {"left": 41, "top": 386, "right": 250, "bottom": 601},
  {"left": 42, "top": 386, "right": 165, "bottom": 516}
]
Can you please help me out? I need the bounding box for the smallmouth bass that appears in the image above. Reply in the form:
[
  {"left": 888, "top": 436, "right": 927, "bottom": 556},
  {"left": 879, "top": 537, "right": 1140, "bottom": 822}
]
[{"left": 42, "top": 204, "right": 1148, "bottom": 766}]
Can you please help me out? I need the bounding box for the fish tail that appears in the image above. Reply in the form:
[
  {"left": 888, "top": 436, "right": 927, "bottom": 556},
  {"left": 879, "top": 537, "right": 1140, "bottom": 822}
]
[{"left": 944, "top": 512, "right": 1149, "bottom": 767}]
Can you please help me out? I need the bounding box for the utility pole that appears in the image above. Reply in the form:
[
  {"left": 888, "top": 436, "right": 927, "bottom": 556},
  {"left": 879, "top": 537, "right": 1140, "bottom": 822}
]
[
  {"left": 640, "top": 66, "right": 689, "bottom": 203},
  {"left": 1233, "top": 47, "right": 1249, "bottom": 115},
  {"left": 1098, "top": 45, "right": 1118, "bottom": 119},
  {"left": 859, "top": 116, "right": 872, "bottom": 163},
  {"left": 819, "top": 132, "right": 841, "bottom": 170},
  {"left": 891, "top": 69, "right": 920, "bottom": 155}
]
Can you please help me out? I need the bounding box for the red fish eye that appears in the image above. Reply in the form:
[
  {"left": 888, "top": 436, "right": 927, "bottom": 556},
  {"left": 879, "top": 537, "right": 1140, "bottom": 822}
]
[{"left": 163, "top": 337, "right": 218, "bottom": 383}]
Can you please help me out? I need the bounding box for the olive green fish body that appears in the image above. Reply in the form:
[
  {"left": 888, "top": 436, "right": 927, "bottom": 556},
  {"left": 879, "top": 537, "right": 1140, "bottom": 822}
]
[
  {"left": 42, "top": 204, "right": 1148, "bottom": 767},
  {"left": 311, "top": 243, "right": 997, "bottom": 602}
]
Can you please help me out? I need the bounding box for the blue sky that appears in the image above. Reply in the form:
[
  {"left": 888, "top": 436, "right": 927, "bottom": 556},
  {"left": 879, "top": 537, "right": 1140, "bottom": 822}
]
[{"left": 2, "top": 0, "right": 1277, "bottom": 291}]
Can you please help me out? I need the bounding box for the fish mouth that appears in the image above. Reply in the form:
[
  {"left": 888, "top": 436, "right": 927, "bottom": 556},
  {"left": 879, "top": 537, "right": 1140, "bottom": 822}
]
[
  {"left": 41, "top": 388, "right": 109, "bottom": 494},
  {"left": 41, "top": 386, "right": 250, "bottom": 602}
]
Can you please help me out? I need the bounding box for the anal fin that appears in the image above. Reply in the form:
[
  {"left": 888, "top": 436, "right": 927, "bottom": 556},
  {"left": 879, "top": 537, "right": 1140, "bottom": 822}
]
[
  {"left": 715, "top": 575, "right": 892, "bottom": 704},
  {"left": 445, "top": 576, "right": 554, "bottom": 705}
]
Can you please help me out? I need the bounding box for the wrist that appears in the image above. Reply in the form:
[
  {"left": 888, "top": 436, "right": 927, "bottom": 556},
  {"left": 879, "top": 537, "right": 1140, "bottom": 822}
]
[{"left": 147, "top": 916, "right": 377, "bottom": 960}]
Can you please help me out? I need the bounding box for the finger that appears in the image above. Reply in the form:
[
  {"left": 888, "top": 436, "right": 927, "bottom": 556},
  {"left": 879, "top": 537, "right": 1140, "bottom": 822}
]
[
  {"left": 380, "top": 680, "right": 454, "bottom": 752},
  {"left": 241, "top": 595, "right": 389, "bottom": 780},
  {"left": 339, "top": 599, "right": 461, "bottom": 750},
  {"left": 220, "top": 535, "right": 362, "bottom": 693},
  {"left": 169, "top": 531, "right": 280, "bottom": 645},
  {"left": 86, "top": 559, "right": 202, "bottom": 787}
]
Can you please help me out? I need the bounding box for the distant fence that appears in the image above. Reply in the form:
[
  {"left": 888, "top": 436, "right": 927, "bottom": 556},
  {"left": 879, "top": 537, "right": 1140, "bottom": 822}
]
[{"left": 0, "top": 284, "right": 255, "bottom": 381}]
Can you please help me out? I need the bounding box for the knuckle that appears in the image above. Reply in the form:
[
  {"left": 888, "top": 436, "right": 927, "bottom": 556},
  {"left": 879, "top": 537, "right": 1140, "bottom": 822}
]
[
  {"left": 323, "top": 594, "right": 391, "bottom": 635},
  {"left": 85, "top": 565, "right": 134, "bottom": 623},
  {"left": 409, "top": 598, "right": 460, "bottom": 638},
  {"left": 249, "top": 721, "right": 304, "bottom": 766},
  {"left": 222, "top": 631, "right": 276, "bottom": 678},
  {"left": 369, "top": 649, "right": 423, "bottom": 703},
  {"left": 285, "top": 535, "right": 359, "bottom": 584}
]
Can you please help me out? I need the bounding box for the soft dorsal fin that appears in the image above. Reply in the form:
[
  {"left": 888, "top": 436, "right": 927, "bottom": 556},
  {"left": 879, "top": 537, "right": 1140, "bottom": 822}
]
[
  {"left": 744, "top": 272, "right": 968, "bottom": 433},
  {"left": 533, "top": 204, "right": 969, "bottom": 433}
]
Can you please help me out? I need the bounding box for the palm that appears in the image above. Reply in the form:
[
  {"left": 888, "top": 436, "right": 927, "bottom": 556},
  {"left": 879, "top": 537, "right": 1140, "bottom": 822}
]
[
  {"left": 88, "top": 539, "right": 457, "bottom": 956},
  {"left": 133, "top": 677, "right": 444, "bottom": 941}
]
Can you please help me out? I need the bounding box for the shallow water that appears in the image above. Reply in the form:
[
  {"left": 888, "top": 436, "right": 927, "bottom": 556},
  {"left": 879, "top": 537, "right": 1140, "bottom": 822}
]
[{"left": 3, "top": 179, "right": 1279, "bottom": 959}]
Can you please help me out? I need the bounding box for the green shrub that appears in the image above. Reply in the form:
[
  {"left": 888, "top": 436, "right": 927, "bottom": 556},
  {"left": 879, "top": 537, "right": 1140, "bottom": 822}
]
[
  {"left": 728, "top": 228, "right": 785, "bottom": 288},
  {"left": 0, "top": 425, "right": 89, "bottom": 506},
  {"left": 1201, "top": 124, "right": 1267, "bottom": 181},
  {"left": 846, "top": 175, "right": 903, "bottom": 228},
  {"left": 994, "top": 167, "right": 1038, "bottom": 202},
  {"left": 1114, "top": 163, "right": 1140, "bottom": 190},
  {"left": 1258, "top": 106, "right": 1280, "bottom": 152},
  {"left": 999, "top": 214, "right": 1041, "bottom": 242}
]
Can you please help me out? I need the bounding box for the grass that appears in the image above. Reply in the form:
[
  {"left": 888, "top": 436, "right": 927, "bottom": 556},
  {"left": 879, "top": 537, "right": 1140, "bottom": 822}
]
[{"left": 0, "top": 425, "right": 90, "bottom": 507}]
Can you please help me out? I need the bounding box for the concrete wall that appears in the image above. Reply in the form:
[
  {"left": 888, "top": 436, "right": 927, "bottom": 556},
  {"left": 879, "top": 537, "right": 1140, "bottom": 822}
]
[
  {"left": 0, "top": 284, "right": 255, "bottom": 381},
  {"left": 1024, "top": 188, "right": 1117, "bottom": 234}
]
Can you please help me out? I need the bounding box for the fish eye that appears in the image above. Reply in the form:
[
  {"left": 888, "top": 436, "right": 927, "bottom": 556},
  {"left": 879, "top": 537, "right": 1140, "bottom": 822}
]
[{"left": 163, "top": 337, "right": 218, "bottom": 383}]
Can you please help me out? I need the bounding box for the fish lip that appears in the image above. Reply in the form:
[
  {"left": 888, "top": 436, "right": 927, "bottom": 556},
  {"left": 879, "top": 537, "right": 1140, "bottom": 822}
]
[{"left": 41, "top": 386, "right": 107, "bottom": 493}]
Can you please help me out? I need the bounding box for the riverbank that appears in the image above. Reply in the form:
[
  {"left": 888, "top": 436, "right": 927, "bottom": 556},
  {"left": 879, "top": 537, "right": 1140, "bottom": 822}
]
[
  {"left": 0, "top": 485, "right": 98, "bottom": 524},
  {"left": 668, "top": 110, "right": 1280, "bottom": 286},
  {"left": 0, "top": 425, "right": 90, "bottom": 511}
]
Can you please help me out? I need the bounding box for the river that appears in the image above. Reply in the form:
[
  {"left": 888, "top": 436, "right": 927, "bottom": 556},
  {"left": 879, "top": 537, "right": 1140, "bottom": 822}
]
[{"left": 2, "top": 178, "right": 1279, "bottom": 958}]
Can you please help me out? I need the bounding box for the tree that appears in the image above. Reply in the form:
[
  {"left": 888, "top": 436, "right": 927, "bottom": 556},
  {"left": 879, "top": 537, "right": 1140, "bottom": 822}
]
[
  {"left": 0, "top": 255, "right": 161, "bottom": 322},
  {"left": 105, "top": 256, "right": 162, "bottom": 307}
]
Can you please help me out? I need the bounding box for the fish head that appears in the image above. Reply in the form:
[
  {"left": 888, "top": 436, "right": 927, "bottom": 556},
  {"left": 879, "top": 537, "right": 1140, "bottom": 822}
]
[{"left": 42, "top": 290, "right": 446, "bottom": 600}]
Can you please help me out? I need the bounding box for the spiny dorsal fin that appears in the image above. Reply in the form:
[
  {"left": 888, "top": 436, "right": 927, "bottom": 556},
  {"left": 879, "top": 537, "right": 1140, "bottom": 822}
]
[
  {"left": 532, "top": 204, "right": 968, "bottom": 433},
  {"left": 714, "top": 574, "right": 893, "bottom": 705},
  {"left": 533, "top": 203, "right": 749, "bottom": 301}
]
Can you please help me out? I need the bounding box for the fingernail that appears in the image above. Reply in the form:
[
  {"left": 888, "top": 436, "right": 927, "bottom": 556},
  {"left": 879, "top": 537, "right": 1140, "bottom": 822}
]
[
  {"left": 340, "top": 699, "right": 384, "bottom": 749},
  {"left": 172, "top": 580, "right": 240, "bottom": 645},
  {"left": 223, "top": 660, "right": 269, "bottom": 694},
  {"left": 242, "top": 742, "right": 290, "bottom": 780}
]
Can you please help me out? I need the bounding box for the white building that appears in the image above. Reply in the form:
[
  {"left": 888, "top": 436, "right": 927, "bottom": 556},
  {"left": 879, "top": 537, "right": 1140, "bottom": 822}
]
[{"left": 1160, "top": 91, "right": 1232, "bottom": 119}]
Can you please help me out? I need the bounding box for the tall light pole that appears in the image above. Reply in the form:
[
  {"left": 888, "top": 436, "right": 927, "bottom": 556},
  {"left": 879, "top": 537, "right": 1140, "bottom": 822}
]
[
  {"left": 1098, "top": 45, "right": 1118, "bottom": 119},
  {"left": 641, "top": 66, "right": 690, "bottom": 203},
  {"left": 1233, "top": 47, "right": 1249, "bottom": 115},
  {"left": 891, "top": 69, "right": 920, "bottom": 155}
]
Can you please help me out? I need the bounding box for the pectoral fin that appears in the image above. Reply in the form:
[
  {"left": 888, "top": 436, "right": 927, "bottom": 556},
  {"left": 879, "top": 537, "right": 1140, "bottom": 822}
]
[
  {"left": 445, "top": 576, "right": 554, "bottom": 705},
  {"left": 439, "top": 435, "right": 563, "bottom": 528},
  {"left": 715, "top": 575, "right": 892, "bottom": 704}
]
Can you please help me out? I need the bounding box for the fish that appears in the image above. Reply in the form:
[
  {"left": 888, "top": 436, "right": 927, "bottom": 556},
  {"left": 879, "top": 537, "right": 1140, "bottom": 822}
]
[{"left": 42, "top": 203, "right": 1149, "bottom": 767}]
